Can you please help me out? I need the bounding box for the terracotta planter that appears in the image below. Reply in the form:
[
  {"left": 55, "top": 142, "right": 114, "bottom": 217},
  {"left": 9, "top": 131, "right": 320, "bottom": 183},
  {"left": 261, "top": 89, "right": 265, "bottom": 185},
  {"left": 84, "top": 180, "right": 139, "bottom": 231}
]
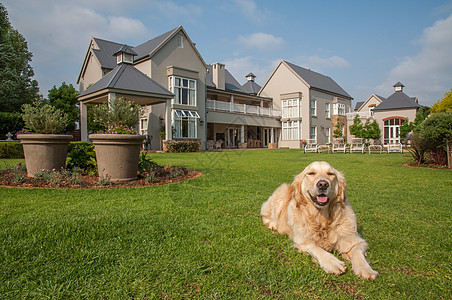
[
  {"left": 17, "top": 134, "right": 73, "bottom": 177},
  {"left": 89, "top": 134, "right": 145, "bottom": 182}
]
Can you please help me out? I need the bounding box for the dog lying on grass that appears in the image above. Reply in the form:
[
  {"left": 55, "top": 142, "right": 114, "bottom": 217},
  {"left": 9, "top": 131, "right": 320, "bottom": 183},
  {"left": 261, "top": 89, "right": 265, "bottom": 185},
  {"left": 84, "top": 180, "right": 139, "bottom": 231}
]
[{"left": 261, "top": 161, "right": 378, "bottom": 280}]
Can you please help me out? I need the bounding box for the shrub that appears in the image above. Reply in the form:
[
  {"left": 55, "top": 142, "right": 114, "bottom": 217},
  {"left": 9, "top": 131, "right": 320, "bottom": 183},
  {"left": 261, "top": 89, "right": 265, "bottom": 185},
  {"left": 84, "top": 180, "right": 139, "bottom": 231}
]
[
  {"left": 66, "top": 142, "right": 97, "bottom": 174},
  {"left": 0, "top": 112, "right": 24, "bottom": 139},
  {"left": 21, "top": 100, "right": 69, "bottom": 134},
  {"left": 0, "top": 142, "right": 24, "bottom": 158},
  {"left": 164, "top": 140, "right": 201, "bottom": 153}
]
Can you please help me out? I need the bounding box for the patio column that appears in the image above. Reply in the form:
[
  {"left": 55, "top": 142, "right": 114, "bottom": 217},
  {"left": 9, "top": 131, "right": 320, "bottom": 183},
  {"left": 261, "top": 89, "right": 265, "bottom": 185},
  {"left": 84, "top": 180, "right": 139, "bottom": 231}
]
[
  {"left": 241, "top": 125, "right": 245, "bottom": 144},
  {"left": 80, "top": 101, "right": 88, "bottom": 141},
  {"left": 165, "top": 99, "right": 172, "bottom": 140},
  {"left": 271, "top": 128, "right": 274, "bottom": 143},
  {"left": 230, "top": 95, "right": 234, "bottom": 112},
  {"left": 108, "top": 92, "right": 116, "bottom": 109}
]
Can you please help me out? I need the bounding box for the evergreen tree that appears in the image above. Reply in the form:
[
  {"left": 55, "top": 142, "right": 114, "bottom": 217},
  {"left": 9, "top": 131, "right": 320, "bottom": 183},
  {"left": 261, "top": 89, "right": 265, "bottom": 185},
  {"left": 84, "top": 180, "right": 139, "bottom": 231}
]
[
  {"left": 0, "top": 4, "right": 39, "bottom": 113},
  {"left": 47, "top": 82, "right": 79, "bottom": 132}
]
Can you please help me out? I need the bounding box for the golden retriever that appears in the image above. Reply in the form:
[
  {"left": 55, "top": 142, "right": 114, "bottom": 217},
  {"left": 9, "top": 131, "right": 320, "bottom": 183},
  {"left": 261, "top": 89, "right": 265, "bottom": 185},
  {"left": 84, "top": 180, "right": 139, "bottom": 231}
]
[{"left": 261, "top": 161, "right": 378, "bottom": 280}]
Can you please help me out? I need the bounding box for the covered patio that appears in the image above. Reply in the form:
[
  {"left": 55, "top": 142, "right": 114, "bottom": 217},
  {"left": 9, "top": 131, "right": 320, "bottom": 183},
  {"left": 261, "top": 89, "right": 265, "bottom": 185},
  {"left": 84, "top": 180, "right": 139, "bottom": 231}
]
[{"left": 78, "top": 62, "right": 174, "bottom": 141}]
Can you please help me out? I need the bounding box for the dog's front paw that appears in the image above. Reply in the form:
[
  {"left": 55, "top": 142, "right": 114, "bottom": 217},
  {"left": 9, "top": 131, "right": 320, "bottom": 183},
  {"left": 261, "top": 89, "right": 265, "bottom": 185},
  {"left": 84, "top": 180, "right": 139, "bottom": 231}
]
[
  {"left": 320, "top": 256, "right": 346, "bottom": 275},
  {"left": 354, "top": 265, "right": 379, "bottom": 280}
]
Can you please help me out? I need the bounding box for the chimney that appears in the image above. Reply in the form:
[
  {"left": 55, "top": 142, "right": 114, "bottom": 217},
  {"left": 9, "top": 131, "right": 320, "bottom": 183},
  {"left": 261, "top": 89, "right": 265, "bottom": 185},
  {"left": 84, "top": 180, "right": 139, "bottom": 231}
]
[{"left": 212, "top": 63, "right": 225, "bottom": 90}]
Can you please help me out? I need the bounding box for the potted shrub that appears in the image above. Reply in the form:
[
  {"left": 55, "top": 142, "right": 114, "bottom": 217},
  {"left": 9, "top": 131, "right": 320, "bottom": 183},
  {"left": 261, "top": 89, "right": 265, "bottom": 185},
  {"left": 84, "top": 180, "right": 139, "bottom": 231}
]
[
  {"left": 88, "top": 98, "right": 145, "bottom": 182},
  {"left": 17, "top": 100, "right": 73, "bottom": 177}
]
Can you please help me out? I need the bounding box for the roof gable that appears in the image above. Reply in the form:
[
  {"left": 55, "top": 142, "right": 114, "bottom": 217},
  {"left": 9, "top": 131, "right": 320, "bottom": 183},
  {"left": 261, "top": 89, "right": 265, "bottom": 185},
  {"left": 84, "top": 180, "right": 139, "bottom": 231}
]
[{"left": 283, "top": 61, "right": 352, "bottom": 99}]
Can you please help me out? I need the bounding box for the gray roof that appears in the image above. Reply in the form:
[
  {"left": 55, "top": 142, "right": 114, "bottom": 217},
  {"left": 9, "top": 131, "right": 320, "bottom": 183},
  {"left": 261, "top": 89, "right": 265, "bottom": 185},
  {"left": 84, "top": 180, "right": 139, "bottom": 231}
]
[
  {"left": 113, "top": 44, "right": 137, "bottom": 56},
  {"left": 284, "top": 61, "right": 352, "bottom": 99},
  {"left": 242, "top": 80, "right": 261, "bottom": 95},
  {"left": 373, "top": 90, "right": 420, "bottom": 111},
  {"left": 92, "top": 38, "right": 124, "bottom": 70},
  {"left": 132, "top": 27, "right": 179, "bottom": 61},
  {"left": 206, "top": 65, "right": 248, "bottom": 93},
  {"left": 354, "top": 101, "right": 364, "bottom": 111},
  {"left": 79, "top": 63, "right": 173, "bottom": 98}
]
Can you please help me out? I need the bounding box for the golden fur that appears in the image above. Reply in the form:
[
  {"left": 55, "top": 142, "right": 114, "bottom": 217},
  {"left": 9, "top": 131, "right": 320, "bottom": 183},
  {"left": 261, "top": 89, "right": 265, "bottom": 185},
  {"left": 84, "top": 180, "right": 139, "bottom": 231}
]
[{"left": 261, "top": 161, "right": 378, "bottom": 280}]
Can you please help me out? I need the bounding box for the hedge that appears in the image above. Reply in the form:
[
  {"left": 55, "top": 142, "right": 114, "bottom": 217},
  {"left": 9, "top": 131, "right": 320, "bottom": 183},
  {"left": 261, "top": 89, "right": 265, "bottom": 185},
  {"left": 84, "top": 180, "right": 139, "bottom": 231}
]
[
  {"left": 0, "top": 142, "right": 24, "bottom": 159},
  {"left": 164, "top": 140, "right": 201, "bottom": 153}
]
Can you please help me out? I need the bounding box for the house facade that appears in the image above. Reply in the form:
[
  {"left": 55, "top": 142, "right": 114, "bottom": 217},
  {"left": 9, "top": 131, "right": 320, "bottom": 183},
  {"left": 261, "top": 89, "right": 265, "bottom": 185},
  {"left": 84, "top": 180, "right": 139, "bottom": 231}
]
[
  {"left": 347, "top": 82, "right": 421, "bottom": 144},
  {"left": 259, "top": 60, "right": 353, "bottom": 148},
  {"left": 77, "top": 26, "right": 353, "bottom": 150}
]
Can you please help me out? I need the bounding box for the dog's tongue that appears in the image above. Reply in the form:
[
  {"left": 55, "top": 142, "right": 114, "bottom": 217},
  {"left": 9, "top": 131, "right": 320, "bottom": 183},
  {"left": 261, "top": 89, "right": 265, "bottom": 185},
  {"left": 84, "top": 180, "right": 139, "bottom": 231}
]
[{"left": 317, "top": 195, "right": 328, "bottom": 204}]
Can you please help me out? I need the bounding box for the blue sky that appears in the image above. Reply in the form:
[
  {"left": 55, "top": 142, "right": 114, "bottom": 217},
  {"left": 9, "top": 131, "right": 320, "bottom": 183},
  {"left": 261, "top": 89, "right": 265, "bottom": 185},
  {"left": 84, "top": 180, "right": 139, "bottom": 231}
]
[{"left": 3, "top": 0, "right": 452, "bottom": 106}]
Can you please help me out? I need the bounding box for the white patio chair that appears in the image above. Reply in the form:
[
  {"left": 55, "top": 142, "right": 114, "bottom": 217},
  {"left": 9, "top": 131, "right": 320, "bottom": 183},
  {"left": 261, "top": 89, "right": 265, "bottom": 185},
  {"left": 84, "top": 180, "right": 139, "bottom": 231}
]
[
  {"left": 368, "top": 139, "right": 382, "bottom": 154},
  {"left": 350, "top": 138, "right": 365, "bottom": 153},
  {"left": 385, "top": 143, "right": 403, "bottom": 153},
  {"left": 332, "top": 138, "right": 347, "bottom": 153},
  {"left": 304, "top": 139, "right": 319, "bottom": 153}
]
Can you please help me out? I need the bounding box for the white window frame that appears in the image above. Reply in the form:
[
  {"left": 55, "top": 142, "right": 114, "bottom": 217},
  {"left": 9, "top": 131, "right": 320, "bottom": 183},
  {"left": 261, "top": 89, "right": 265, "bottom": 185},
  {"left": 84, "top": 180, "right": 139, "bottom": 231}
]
[
  {"left": 139, "top": 118, "right": 148, "bottom": 136},
  {"left": 282, "top": 121, "right": 300, "bottom": 140},
  {"left": 310, "top": 126, "right": 317, "bottom": 143},
  {"left": 178, "top": 34, "right": 184, "bottom": 48},
  {"left": 169, "top": 76, "right": 197, "bottom": 106},
  {"left": 310, "top": 99, "right": 317, "bottom": 116},
  {"left": 325, "top": 127, "right": 331, "bottom": 144},
  {"left": 282, "top": 98, "right": 300, "bottom": 119},
  {"left": 325, "top": 102, "right": 331, "bottom": 119},
  {"left": 173, "top": 109, "right": 199, "bottom": 139},
  {"left": 333, "top": 103, "right": 346, "bottom": 116}
]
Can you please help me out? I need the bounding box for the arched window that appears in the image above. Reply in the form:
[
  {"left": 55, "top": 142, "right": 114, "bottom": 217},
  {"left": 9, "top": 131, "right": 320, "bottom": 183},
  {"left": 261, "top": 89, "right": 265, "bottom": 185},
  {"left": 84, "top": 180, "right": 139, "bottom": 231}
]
[{"left": 383, "top": 117, "right": 406, "bottom": 144}]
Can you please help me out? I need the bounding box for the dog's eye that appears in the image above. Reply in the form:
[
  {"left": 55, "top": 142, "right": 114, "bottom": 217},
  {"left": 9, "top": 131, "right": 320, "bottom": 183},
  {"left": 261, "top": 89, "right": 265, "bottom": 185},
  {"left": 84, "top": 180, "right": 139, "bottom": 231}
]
[
  {"left": 327, "top": 172, "right": 335, "bottom": 176},
  {"left": 307, "top": 172, "right": 316, "bottom": 176}
]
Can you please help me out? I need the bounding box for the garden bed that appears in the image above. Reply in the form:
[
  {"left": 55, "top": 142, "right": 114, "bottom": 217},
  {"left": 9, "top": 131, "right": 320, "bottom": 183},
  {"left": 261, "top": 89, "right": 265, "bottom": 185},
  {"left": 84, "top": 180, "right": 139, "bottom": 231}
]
[{"left": 0, "top": 163, "right": 201, "bottom": 189}]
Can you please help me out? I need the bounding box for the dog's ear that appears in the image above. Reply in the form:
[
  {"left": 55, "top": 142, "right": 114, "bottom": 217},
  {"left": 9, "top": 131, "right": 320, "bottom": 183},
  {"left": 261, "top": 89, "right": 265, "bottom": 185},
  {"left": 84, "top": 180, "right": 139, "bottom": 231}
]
[
  {"left": 291, "top": 172, "right": 308, "bottom": 207},
  {"left": 335, "top": 170, "right": 347, "bottom": 208}
]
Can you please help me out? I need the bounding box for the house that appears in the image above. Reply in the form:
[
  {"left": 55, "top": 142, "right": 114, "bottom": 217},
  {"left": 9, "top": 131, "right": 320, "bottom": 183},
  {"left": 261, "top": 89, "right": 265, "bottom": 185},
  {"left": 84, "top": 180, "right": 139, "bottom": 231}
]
[
  {"left": 259, "top": 60, "right": 353, "bottom": 148},
  {"left": 348, "top": 82, "right": 421, "bottom": 144},
  {"left": 77, "top": 26, "right": 352, "bottom": 150}
]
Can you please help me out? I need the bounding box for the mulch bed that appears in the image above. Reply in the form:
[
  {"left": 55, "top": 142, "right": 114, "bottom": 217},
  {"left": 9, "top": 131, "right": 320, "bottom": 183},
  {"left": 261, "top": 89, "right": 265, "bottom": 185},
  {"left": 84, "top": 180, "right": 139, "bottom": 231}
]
[{"left": 0, "top": 168, "right": 202, "bottom": 189}]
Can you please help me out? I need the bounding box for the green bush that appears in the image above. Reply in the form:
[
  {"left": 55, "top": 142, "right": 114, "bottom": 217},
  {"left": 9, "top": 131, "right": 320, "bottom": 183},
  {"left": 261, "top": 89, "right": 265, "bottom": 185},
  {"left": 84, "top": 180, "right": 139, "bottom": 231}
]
[
  {"left": 0, "top": 142, "right": 24, "bottom": 159},
  {"left": 21, "top": 100, "right": 69, "bottom": 134},
  {"left": 66, "top": 142, "right": 97, "bottom": 174},
  {"left": 164, "top": 140, "right": 200, "bottom": 153},
  {"left": 0, "top": 112, "right": 24, "bottom": 139}
]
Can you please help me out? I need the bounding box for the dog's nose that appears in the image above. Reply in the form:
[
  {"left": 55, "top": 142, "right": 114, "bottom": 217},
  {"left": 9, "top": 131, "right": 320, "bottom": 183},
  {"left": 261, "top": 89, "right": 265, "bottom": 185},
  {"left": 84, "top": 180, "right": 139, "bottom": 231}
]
[{"left": 317, "top": 180, "right": 329, "bottom": 190}]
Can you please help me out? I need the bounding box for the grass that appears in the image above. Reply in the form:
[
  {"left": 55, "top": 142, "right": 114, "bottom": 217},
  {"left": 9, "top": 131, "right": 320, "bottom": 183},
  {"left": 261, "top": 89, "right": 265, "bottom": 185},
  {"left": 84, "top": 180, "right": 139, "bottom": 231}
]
[{"left": 1, "top": 150, "right": 451, "bottom": 299}]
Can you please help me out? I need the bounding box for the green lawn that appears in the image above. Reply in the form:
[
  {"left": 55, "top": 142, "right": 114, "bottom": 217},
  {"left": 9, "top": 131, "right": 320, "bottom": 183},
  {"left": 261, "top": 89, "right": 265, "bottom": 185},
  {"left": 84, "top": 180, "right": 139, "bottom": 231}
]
[{"left": 1, "top": 150, "right": 451, "bottom": 299}]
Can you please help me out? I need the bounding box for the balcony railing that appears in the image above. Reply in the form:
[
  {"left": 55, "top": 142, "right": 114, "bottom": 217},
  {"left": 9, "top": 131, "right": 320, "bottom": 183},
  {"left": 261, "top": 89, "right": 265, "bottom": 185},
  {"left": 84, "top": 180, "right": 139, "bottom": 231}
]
[
  {"left": 346, "top": 111, "right": 374, "bottom": 120},
  {"left": 207, "top": 99, "right": 281, "bottom": 117}
]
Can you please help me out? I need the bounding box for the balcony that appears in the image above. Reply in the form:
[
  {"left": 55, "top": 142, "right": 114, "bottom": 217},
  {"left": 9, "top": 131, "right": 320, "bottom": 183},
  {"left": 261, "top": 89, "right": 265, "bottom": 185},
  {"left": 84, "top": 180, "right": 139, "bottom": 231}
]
[
  {"left": 346, "top": 111, "right": 374, "bottom": 120},
  {"left": 207, "top": 99, "right": 281, "bottom": 117}
]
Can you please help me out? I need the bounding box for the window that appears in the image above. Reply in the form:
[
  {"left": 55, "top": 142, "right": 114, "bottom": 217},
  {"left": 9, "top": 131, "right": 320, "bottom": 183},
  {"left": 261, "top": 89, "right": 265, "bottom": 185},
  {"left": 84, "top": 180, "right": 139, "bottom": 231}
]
[
  {"left": 310, "top": 99, "right": 317, "bottom": 116},
  {"left": 384, "top": 118, "right": 404, "bottom": 144},
  {"left": 173, "top": 109, "right": 200, "bottom": 138},
  {"left": 325, "top": 103, "right": 331, "bottom": 119},
  {"left": 140, "top": 118, "right": 148, "bottom": 135},
  {"left": 310, "top": 126, "right": 317, "bottom": 143},
  {"left": 333, "top": 103, "right": 346, "bottom": 116},
  {"left": 282, "top": 121, "right": 300, "bottom": 140},
  {"left": 169, "top": 76, "right": 196, "bottom": 106},
  {"left": 178, "top": 35, "right": 184, "bottom": 48},
  {"left": 282, "top": 98, "right": 300, "bottom": 119},
  {"left": 325, "top": 127, "right": 330, "bottom": 144}
]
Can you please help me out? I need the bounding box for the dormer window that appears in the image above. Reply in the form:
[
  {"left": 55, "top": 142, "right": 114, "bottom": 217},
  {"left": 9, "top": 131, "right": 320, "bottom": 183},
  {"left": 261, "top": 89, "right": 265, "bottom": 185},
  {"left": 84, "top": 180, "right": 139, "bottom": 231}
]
[{"left": 113, "top": 45, "right": 137, "bottom": 65}]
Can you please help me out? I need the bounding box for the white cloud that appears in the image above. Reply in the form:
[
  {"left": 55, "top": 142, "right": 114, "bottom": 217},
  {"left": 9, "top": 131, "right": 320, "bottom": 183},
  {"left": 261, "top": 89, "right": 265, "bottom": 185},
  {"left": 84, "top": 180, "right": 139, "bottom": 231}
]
[
  {"left": 237, "top": 33, "right": 285, "bottom": 52},
  {"left": 376, "top": 13, "right": 452, "bottom": 106},
  {"left": 295, "top": 55, "right": 350, "bottom": 71},
  {"left": 223, "top": 56, "right": 278, "bottom": 85},
  {"left": 232, "top": 0, "right": 268, "bottom": 23}
]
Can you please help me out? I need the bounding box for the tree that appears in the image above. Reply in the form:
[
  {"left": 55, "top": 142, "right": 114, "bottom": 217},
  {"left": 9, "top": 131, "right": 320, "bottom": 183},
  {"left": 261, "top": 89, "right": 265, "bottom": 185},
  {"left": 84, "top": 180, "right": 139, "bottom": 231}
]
[
  {"left": 363, "top": 119, "right": 381, "bottom": 141},
  {"left": 333, "top": 118, "right": 343, "bottom": 139},
  {"left": 47, "top": 82, "right": 79, "bottom": 132},
  {"left": 0, "top": 4, "right": 39, "bottom": 113},
  {"left": 349, "top": 114, "right": 363, "bottom": 138},
  {"left": 431, "top": 89, "right": 452, "bottom": 113},
  {"left": 419, "top": 111, "right": 452, "bottom": 149}
]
